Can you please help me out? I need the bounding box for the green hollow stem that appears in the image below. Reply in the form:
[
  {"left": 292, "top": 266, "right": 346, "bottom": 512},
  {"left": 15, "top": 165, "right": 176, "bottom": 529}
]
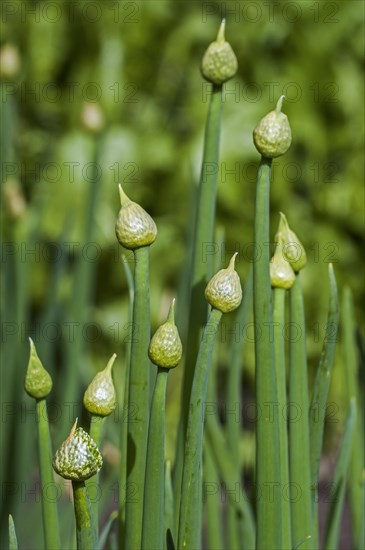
[
  {"left": 178, "top": 307, "right": 223, "bottom": 550},
  {"left": 308, "top": 264, "right": 338, "bottom": 549},
  {"left": 36, "top": 399, "right": 61, "bottom": 550},
  {"left": 87, "top": 415, "right": 106, "bottom": 535},
  {"left": 342, "top": 287, "right": 365, "bottom": 550},
  {"left": 253, "top": 157, "right": 282, "bottom": 550},
  {"left": 164, "top": 461, "right": 174, "bottom": 550},
  {"left": 289, "top": 274, "right": 312, "bottom": 550},
  {"left": 72, "top": 481, "right": 97, "bottom": 550},
  {"left": 226, "top": 266, "right": 253, "bottom": 550},
  {"left": 142, "top": 368, "right": 169, "bottom": 550},
  {"left": 273, "top": 288, "right": 291, "bottom": 550},
  {"left": 174, "top": 84, "right": 223, "bottom": 533},
  {"left": 324, "top": 398, "right": 357, "bottom": 550},
  {"left": 125, "top": 246, "right": 151, "bottom": 550},
  {"left": 204, "top": 337, "right": 224, "bottom": 550},
  {"left": 118, "top": 255, "right": 134, "bottom": 547}
]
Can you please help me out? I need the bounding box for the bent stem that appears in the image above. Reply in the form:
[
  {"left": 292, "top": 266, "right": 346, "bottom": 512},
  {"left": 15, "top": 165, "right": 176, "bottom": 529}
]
[
  {"left": 72, "top": 481, "right": 97, "bottom": 550},
  {"left": 253, "top": 157, "right": 281, "bottom": 549},
  {"left": 178, "top": 307, "right": 223, "bottom": 550},
  {"left": 125, "top": 245, "right": 151, "bottom": 550},
  {"left": 142, "top": 368, "right": 169, "bottom": 550},
  {"left": 289, "top": 274, "right": 312, "bottom": 550},
  {"left": 36, "top": 398, "right": 61, "bottom": 550},
  {"left": 273, "top": 287, "right": 291, "bottom": 550}
]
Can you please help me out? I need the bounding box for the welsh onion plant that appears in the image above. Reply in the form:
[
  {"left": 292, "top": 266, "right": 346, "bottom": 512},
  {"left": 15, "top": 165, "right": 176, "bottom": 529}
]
[{"left": 9, "top": 20, "right": 364, "bottom": 550}]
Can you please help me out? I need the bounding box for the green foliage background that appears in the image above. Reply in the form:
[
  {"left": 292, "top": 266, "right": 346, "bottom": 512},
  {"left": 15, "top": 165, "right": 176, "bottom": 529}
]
[{"left": 1, "top": 1, "right": 364, "bottom": 548}]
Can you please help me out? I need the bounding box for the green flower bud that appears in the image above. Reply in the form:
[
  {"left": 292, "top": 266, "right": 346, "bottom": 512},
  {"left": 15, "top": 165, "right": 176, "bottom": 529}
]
[
  {"left": 270, "top": 234, "right": 296, "bottom": 289},
  {"left": 253, "top": 96, "right": 292, "bottom": 158},
  {"left": 83, "top": 354, "right": 117, "bottom": 416},
  {"left": 52, "top": 420, "right": 103, "bottom": 481},
  {"left": 276, "top": 212, "right": 307, "bottom": 272},
  {"left": 205, "top": 253, "right": 242, "bottom": 313},
  {"left": 201, "top": 19, "right": 238, "bottom": 85},
  {"left": 148, "top": 299, "right": 182, "bottom": 369},
  {"left": 115, "top": 185, "right": 157, "bottom": 249},
  {"left": 24, "top": 338, "right": 53, "bottom": 399}
]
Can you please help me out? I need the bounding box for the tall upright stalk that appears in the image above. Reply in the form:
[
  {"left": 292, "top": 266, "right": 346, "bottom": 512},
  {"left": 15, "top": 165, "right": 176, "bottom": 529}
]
[
  {"left": 24, "top": 340, "right": 60, "bottom": 550},
  {"left": 204, "top": 337, "right": 224, "bottom": 550},
  {"left": 125, "top": 246, "right": 151, "bottom": 549},
  {"left": 226, "top": 267, "right": 253, "bottom": 550},
  {"left": 174, "top": 83, "right": 223, "bottom": 527},
  {"left": 289, "top": 274, "right": 312, "bottom": 550},
  {"left": 115, "top": 185, "right": 157, "bottom": 549},
  {"left": 178, "top": 307, "right": 223, "bottom": 549},
  {"left": 118, "top": 257, "right": 134, "bottom": 546},
  {"left": 36, "top": 399, "right": 61, "bottom": 550},
  {"left": 272, "top": 288, "right": 291, "bottom": 550},
  {"left": 72, "top": 481, "right": 97, "bottom": 550},
  {"left": 174, "top": 21, "right": 238, "bottom": 531},
  {"left": 179, "top": 253, "right": 242, "bottom": 549},
  {"left": 142, "top": 368, "right": 169, "bottom": 550},
  {"left": 253, "top": 158, "right": 282, "bottom": 549}
]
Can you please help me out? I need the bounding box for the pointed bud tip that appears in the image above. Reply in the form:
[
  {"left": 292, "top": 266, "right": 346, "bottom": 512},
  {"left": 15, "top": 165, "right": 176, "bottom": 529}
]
[
  {"left": 167, "top": 298, "right": 176, "bottom": 324},
  {"left": 275, "top": 95, "right": 285, "bottom": 113},
  {"left": 67, "top": 418, "right": 78, "bottom": 441},
  {"left": 105, "top": 353, "right": 117, "bottom": 373},
  {"left": 217, "top": 19, "right": 226, "bottom": 42},
  {"left": 118, "top": 184, "right": 130, "bottom": 206},
  {"left": 228, "top": 252, "right": 238, "bottom": 270}
]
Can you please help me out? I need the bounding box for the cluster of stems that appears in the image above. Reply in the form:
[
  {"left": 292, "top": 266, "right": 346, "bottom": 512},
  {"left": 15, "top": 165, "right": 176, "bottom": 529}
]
[{"left": 16, "top": 20, "right": 363, "bottom": 550}]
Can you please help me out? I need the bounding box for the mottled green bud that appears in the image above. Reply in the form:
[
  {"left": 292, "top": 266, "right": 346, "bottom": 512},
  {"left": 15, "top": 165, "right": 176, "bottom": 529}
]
[
  {"left": 52, "top": 420, "right": 103, "bottom": 481},
  {"left": 148, "top": 299, "right": 182, "bottom": 369},
  {"left": 115, "top": 185, "right": 157, "bottom": 249},
  {"left": 83, "top": 354, "right": 117, "bottom": 416},
  {"left": 205, "top": 253, "right": 242, "bottom": 313},
  {"left": 270, "top": 234, "right": 296, "bottom": 289},
  {"left": 24, "top": 338, "right": 53, "bottom": 399},
  {"left": 253, "top": 96, "right": 292, "bottom": 158},
  {"left": 276, "top": 212, "right": 307, "bottom": 272},
  {"left": 201, "top": 19, "right": 238, "bottom": 85}
]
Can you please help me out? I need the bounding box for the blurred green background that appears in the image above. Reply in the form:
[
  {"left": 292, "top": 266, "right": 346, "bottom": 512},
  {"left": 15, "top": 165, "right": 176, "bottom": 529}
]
[{"left": 1, "top": 1, "right": 364, "bottom": 548}]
